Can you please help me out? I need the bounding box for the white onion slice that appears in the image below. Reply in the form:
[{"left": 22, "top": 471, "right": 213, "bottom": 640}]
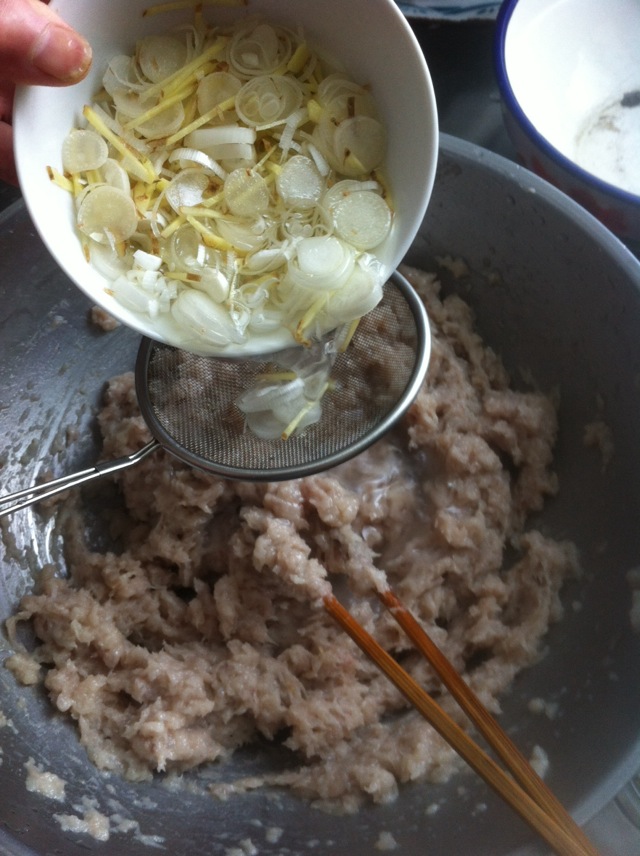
[
  {"left": 242, "top": 411, "right": 288, "bottom": 441},
  {"left": 332, "top": 116, "right": 386, "bottom": 176},
  {"left": 171, "top": 290, "right": 244, "bottom": 347},
  {"left": 329, "top": 189, "right": 392, "bottom": 250},
  {"left": 272, "top": 394, "right": 311, "bottom": 425},
  {"left": 167, "top": 225, "right": 225, "bottom": 278},
  {"left": 276, "top": 155, "right": 323, "bottom": 210},
  {"left": 306, "top": 143, "right": 330, "bottom": 177},
  {"left": 238, "top": 379, "right": 322, "bottom": 439},
  {"left": 103, "top": 55, "right": 146, "bottom": 97},
  {"left": 62, "top": 129, "right": 108, "bottom": 173},
  {"left": 168, "top": 148, "right": 227, "bottom": 180},
  {"left": 89, "top": 242, "right": 131, "bottom": 280},
  {"left": 168, "top": 224, "right": 207, "bottom": 270},
  {"left": 196, "top": 71, "right": 242, "bottom": 115},
  {"left": 286, "top": 236, "right": 355, "bottom": 291},
  {"left": 111, "top": 88, "right": 157, "bottom": 120},
  {"left": 77, "top": 185, "right": 138, "bottom": 243},
  {"left": 102, "top": 158, "right": 130, "bottom": 193},
  {"left": 223, "top": 168, "right": 270, "bottom": 217},
  {"left": 245, "top": 246, "right": 290, "bottom": 272},
  {"left": 317, "top": 74, "right": 377, "bottom": 121},
  {"left": 229, "top": 22, "right": 291, "bottom": 76},
  {"left": 136, "top": 102, "right": 185, "bottom": 140},
  {"left": 133, "top": 249, "right": 162, "bottom": 271},
  {"left": 137, "top": 35, "right": 188, "bottom": 83},
  {"left": 297, "top": 236, "right": 347, "bottom": 277},
  {"left": 248, "top": 307, "right": 282, "bottom": 332},
  {"left": 236, "top": 344, "right": 331, "bottom": 438},
  {"left": 165, "top": 168, "right": 209, "bottom": 212},
  {"left": 186, "top": 126, "right": 256, "bottom": 149},
  {"left": 320, "top": 259, "right": 384, "bottom": 330},
  {"left": 302, "top": 369, "right": 330, "bottom": 401},
  {"left": 211, "top": 143, "right": 255, "bottom": 164},
  {"left": 195, "top": 269, "right": 229, "bottom": 303},
  {"left": 216, "top": 218, "right": 268, "bottom": 251},
  {"left": 323, "top": 179, "right": 381, "bottom": 203},
  {"left": 236, "top": 75, "right": 303, "bottom": 127},
  {"left": 111, "top": 275, "right": 151, "bottom": 313},
  {"left": 278, "top": 106, "right": 307, "bottom": 156},
  {"left": 236, "top": 377, "right": 305, "bottom": 414}
]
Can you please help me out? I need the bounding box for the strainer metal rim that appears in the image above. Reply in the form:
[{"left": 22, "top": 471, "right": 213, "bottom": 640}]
[{"left": 134, "top": 269, "right": 431, "bottom": 481}]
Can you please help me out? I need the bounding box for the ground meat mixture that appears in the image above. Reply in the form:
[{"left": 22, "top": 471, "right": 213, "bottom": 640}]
[
  {"left": 6, "top": 266, "right": 579, "bottom": 812},
  {"left": 89, "top": 305, "right": 120, "bottom": 332}
]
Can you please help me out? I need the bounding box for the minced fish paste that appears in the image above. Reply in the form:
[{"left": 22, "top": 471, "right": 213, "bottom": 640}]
[{"left": 7, "top": 266, "right": 579, "bottom": 812}]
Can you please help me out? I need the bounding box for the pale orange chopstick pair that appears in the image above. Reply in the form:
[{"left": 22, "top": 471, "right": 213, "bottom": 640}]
[{"left": 323, "top": 587, "right": 600, "bottom": 856}]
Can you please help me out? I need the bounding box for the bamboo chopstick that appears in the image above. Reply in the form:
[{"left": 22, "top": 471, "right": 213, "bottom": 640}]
[
  {"left": 323, "top": 592, "right": 600, "bottom": 856},
  {"left": 376, "top": 587, "right": 598, "bottom": 854}
]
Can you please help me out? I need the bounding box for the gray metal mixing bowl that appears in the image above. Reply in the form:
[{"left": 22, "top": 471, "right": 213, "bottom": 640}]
[{"left": 1, "top": 134, "right": 640, "bottom": 855}]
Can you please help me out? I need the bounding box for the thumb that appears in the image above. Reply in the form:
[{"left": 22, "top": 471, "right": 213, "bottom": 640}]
[{"left": 0, "top": 0, "right": 92, "bottom": 86}]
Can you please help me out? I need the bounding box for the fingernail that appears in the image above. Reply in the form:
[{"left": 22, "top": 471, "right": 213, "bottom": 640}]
[{"left": 31, "top": 23, "right": 92, "bottom": 83}]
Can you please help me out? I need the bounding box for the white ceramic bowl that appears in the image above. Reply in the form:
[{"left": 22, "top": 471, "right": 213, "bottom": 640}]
[
  {"left": 494, "top": 0, "right": 640, "bottom": 251},
  {"left": 13, "top": 0, "right": 438, "bottom": 354}
]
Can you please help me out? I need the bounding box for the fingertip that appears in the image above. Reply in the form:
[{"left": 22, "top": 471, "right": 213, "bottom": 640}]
[{"left": 31, "top": 23, "right": 92, "bottom": 84}]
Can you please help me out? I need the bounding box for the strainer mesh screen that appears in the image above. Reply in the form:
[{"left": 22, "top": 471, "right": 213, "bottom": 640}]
[{"left": 136, "top": 275, "right": 426, "bottom": 479}]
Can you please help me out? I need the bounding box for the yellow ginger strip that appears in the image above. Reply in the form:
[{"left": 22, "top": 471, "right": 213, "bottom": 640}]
[
  {"left": 71, "top": 174, "right": 84, "bottom": 197},
  {"left": 144, "top": 38, "right": 226, "bottom": 101},
  {"left": 194, "top": 60, "right": 219, "bottom": 79},
  {"left": 263, "top": 161, "right": 283, "bottom": 177},
  {"left": 255, "top": 371, "right": 297, "bottom": 382},
  {"left": 344, "top": 152, "right": 367, "bottom": 175},
  {"left": 166, "top": 271, "right": 204, "bottom": 283},
  {"left": 306, "top": 99, "right": 323, "bottom": 124},
  {"left": 180, "top": 205, "right": 225, "bottom": 219},
  {"left": 338, "top": 318, "right": 361, "bottom": 353},
  {"left": 186, "top": 215, "right": 239, "bottom": 253},
  {"left": 182, "top": 90, "right": 199, "bottom": 128},
  {"left": 296, "top": 295, "right": 329, "bottom": 342},
  {"left": 83, "top": 105, "right": 157, "bottom": 182},
  {"left": 123, "top": 82, "right": 197, "bottom": 131},
  {"left": 287, "top": 43, "right": 311, "bottom": 75},
  {"left": 47, "top": 166, "right": 73, "bottom": 192},
  {"left": 143, "top": 0, "right": 247, "bottom": 15},
  {"left": 160, "top": 213, "right": 186, "bottom": 239},
  {"left": 164, "top": 95, "right": 237, "bottom": 147},
  {"left": 281, "top": 382, "right": 330, "bottom": 440},
  {"left": 189, "top": 189, "right": 225, "bottom": 209},
  {"left": 133, "top": 180, "right": 154, "bottom": 214},
  {"left": 250, "top": 143, "right": 280, "bottom": 178}
]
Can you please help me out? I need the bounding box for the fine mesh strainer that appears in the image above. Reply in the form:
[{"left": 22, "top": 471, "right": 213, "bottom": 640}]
[{"left": 0, "top": 271, "right": 429, "bottom": 517}]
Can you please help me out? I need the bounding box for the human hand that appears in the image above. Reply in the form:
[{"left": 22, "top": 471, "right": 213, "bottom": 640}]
[{"left": 0, "top": 0, "right": 92, "bottom": 185}]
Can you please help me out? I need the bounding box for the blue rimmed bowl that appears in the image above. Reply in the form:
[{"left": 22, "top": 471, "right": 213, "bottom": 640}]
[{"left": 494, "top": 0, "right": 640, "bottom": 252}]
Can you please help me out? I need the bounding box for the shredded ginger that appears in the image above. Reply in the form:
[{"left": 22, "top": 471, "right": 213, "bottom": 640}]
[{"left": 58, "top": 11, "right": 394, "bottom": 359}]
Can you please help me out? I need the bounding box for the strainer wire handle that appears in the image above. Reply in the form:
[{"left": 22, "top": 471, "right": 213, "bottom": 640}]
[{"left": 0, "top": 441, "right": 158, "bottom": 518}]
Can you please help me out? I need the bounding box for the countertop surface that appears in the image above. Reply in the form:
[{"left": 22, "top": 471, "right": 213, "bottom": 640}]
[{"left": 1, "top": 15, "right": 639, "bottom": 856}]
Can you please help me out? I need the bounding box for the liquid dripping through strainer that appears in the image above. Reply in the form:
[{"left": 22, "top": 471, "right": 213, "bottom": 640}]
[{"left": 0, "top": 271, "right": 430, "bottom": 516}]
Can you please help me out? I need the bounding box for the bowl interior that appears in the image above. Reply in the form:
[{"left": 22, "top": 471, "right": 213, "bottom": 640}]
[
  {"left": 3, "top": 135, "right": 640, "bottom": 855},
  {"left": 500, "top": 0, "right": 640, "bottom": 195},
  {"left": 12, "top": 0, "right": 438, "bottom": 353}
]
